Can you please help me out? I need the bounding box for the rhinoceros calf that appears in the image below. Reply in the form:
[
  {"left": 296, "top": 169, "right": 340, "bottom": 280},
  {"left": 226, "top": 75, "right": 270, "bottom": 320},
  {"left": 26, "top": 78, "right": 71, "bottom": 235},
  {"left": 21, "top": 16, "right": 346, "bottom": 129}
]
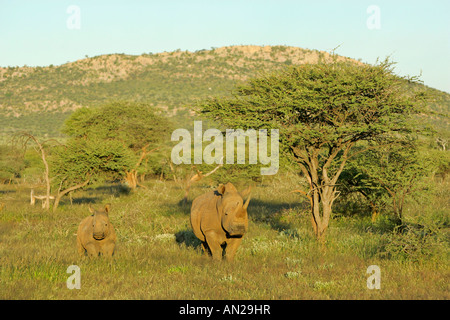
[
  {"left": 191, "top": 182, "right": 251, "bottom": 261},
  {"left": 77, "top": 204, "right": 116, "bottom": 257}
]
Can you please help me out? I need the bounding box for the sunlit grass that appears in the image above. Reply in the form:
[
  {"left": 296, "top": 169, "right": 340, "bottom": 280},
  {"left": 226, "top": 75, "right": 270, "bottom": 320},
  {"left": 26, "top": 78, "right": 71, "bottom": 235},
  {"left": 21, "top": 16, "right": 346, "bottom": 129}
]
[{"left": 0, "top": 178, "right": 448, "bottom": 299}]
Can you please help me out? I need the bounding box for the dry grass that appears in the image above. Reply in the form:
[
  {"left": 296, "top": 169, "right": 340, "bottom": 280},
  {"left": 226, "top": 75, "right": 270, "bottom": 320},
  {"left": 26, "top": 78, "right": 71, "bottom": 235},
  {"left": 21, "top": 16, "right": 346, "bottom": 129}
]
[{"left": 0, "top": 178, "right": 448, "bottom": 300}]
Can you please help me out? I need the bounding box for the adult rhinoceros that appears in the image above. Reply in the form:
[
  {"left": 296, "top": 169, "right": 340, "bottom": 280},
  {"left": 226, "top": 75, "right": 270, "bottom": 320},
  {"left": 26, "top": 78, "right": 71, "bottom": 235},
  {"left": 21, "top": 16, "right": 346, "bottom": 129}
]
[{"left": 190, "top": 182, "right": 251, "bottom": 261}]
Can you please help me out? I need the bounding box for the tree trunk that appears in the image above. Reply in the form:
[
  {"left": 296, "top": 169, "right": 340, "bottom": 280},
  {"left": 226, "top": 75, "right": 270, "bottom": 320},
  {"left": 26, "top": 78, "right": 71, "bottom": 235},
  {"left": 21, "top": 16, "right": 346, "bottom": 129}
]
[
  {"left": 21, "top": 132, "right": 51, "bottom": 210},
  {"left": 370, "top": 205, "right": 379, "bottom": 222},
  {"left": 22, "top": 134, "right": 51, "bottom": 210},
  {"left": 392, "top": 199, "right": 403, "bottom": 227},
  {"left": 310, "top": 188, "right": 335, "bottom": 242},
  {"left": 292, "top": 142, "right": 353, "bottom": 242},
  {"left": 53, "top": 179, "right": 90, "bottom": 212},
  {"left": 125, "top": 170, "right": 138, "bottom": 189},
  {"left": 126, "top": 145, "right": 159, "bottom": 189}
]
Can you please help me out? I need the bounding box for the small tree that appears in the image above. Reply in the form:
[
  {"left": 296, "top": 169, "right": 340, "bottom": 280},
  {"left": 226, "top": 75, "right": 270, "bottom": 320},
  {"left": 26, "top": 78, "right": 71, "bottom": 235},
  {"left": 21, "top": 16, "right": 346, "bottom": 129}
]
[
  {"left": 63, "top": 101, "right": 173, "bottom": 188},
  {"left": 200, "top": 58, "right": 427, "bottom": 241},
  {"left": 340, "top": 139, "right": 434, "bottom": 224},
  {"left": 50, "top": 138, "right": 135, "bottom": 211}
]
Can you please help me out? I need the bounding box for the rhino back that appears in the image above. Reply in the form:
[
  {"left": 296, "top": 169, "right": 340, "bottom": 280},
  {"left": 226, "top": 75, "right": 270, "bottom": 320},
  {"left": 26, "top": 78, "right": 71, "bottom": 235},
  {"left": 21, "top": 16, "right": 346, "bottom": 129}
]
[
  {"left": 77, "top": 215, "right": 94, "bottom": 245},
  {"left": 191, "top": 191, "right": 221, "bottom": 241}
]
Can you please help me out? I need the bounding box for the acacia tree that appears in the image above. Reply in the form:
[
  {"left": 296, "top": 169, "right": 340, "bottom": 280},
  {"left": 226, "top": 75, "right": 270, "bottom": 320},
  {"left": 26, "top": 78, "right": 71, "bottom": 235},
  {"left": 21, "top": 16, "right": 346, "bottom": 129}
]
[
  {"left": 63, "top": 101, "right": 173, "bottom": 188},
  {"left": 50, "top": 137, "right": 134, "bottom": 211},
  {"left": 200, "top": 58, "right": 426, "bottom": 241}
]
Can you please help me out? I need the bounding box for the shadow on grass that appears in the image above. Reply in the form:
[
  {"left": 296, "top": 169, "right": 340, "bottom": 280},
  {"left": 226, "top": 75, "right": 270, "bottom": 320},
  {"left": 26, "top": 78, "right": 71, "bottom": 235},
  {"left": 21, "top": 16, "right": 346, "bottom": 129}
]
[
  {"left": 71, "top": 197, "right": 101, "bottom": 205},
  {"left": 91, "top": 183, "right": 131, "bottom": 196},
  {"left": 175, "top": 229, "right": 202, "bottom": 250},
  {"left": 59, "top": 183, "right": 131, "bottom": 206},
  {"left": 249, "top": 198, "right": 308, "bottom": 233},
  {"left": 172, "top": 195, "right": 307, "bottom": 236},
  {"left": 174, "top": 229, "right": 225, "bottom": 258},
  {"left": 177, "top": 198, "right": 192, "bottom": 214},
  {"left": 0, "top": 189, "right": 16, "bottom": 194}
]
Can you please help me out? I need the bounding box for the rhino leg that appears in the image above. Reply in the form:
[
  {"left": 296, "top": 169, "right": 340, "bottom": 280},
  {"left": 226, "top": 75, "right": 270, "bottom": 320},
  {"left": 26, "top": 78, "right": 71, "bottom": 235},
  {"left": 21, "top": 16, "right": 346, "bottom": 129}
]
[
  {"left": 204, "top": 231, "right": 224, "bottom": 261},
  {"left": 77, "top": 236, "right": 85, "bottom": 257},
  {"left": 225, "top": 238, "right": 242, "bottom": 262},
  {"left": 101, "top": 241, "right": 115, "bottom": 258},
  {"left": 201, "top": 241, "right": 211, "bottom": 255},
  {"left": 85, "top": 243, "right": 99, "bottom": 257}
]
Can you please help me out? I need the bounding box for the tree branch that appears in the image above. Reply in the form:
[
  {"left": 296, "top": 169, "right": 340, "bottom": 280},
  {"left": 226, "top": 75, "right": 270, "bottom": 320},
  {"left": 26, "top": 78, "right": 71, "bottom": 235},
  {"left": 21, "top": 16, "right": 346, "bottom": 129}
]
[
  {"left": 19, "top": 133, "right": 52, "bottom": 211},
  {"left": 52, "top": 177, "right": 90, "bottom": 212}
]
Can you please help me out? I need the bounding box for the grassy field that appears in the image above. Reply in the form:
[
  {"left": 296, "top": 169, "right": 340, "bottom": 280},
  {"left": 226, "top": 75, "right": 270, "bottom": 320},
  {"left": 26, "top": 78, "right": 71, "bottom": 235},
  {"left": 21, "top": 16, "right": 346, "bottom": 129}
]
[{"left": 0, "top": 176, "right": 448, "bottom": 300}]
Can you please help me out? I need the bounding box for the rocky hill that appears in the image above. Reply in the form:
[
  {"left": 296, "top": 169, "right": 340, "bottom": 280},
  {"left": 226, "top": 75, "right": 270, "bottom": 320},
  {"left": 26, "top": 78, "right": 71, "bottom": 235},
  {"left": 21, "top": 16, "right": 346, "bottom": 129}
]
[{"left": 0, "top": 45, "right": 448, "bottom": 140}]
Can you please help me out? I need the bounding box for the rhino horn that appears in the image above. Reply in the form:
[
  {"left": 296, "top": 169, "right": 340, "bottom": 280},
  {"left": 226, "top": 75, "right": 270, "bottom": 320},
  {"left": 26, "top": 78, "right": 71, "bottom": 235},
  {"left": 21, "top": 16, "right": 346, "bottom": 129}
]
[
  {"left": 240, "top": 186, "right": 252, "bottom": 198},
  {"left": 243, "top": 193, "right": 251, "bottom": 210}
]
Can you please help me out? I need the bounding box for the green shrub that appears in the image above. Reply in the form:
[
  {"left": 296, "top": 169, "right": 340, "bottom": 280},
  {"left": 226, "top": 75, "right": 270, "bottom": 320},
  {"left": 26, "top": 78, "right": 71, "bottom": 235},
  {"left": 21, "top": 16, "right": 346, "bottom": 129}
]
[{"left": 377, "top": 225, "right": 447, "bottom": 262}]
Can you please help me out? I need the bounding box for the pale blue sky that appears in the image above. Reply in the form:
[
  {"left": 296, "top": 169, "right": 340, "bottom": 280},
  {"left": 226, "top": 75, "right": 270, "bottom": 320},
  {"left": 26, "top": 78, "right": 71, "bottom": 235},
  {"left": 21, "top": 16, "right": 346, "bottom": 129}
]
[{"left": 1, "top": 0, "right": 449, "bottom": 92}]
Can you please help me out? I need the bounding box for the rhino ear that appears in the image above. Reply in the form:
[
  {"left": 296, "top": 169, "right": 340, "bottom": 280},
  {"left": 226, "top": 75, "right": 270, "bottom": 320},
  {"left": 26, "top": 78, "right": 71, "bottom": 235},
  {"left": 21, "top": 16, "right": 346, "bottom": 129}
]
[
  {"left": 104, "top": 204, "right": 111, "bottom": 215},
  {"left": 217, "top": 184, "right": 226, "bottom": 195}
]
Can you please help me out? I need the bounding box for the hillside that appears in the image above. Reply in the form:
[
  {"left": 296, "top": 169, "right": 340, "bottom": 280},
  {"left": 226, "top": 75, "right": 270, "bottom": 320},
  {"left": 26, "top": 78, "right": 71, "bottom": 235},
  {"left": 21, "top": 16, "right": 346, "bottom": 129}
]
[{"left": 0, "top": 45, "right": 449, "bottom": 141}]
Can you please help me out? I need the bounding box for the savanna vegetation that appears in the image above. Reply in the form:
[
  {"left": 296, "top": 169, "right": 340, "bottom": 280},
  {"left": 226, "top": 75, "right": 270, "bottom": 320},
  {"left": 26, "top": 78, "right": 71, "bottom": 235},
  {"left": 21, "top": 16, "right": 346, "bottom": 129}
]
[
  {"left": 0, "top": 178, "right": 448, "bottom": 299},
  {"left": 0, "top": 46, "right": 448, "bottom": 300},
  {"left": 0, "top": 46, "right": 380, "bottom": 142}
]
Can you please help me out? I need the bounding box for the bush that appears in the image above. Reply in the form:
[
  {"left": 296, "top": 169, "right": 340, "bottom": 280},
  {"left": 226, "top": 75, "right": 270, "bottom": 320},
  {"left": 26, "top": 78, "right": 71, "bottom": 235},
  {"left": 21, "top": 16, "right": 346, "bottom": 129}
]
[{"left": 377, "top": 224, "right": 448, "bottom": 262}]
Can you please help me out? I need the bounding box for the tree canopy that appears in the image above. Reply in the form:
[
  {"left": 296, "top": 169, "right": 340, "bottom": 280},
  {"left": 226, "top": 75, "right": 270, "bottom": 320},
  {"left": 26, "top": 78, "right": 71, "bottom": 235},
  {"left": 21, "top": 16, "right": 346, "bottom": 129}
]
[
  {"left": 63, "top": 101, "right": 172, "bottom": 152},
  {"left": 340, "top": 138, "right": 435, "bottom": 224},
  {"left": 46, "top": 101, "right": 173, "bottom": 210},
  {"left": 61, "top": 101, "right": 173, "bottom": 188},
  {"left": 199, "top": 58, "right": 428, "bottom": 240}
]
